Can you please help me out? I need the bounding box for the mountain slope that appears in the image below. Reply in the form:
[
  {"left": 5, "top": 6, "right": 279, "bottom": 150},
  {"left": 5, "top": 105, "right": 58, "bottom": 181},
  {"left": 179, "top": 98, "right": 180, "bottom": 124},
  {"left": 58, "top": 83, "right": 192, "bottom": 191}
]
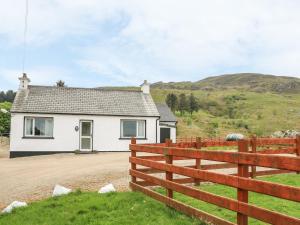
[
  {"left": 152, "top": 73, "right": 300, "bottom": 93},
  {"left": 150, "top": 88, "right": 300, "bottom": 137}
]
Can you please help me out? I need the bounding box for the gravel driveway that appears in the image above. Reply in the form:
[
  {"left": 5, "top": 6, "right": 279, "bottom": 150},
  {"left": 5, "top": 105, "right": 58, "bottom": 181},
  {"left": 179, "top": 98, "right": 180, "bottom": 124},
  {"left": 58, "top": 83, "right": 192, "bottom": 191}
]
[
  {"left": 0, "top": 153, "right": 131, "bottom": 209},
  {"left": 0, "top": 148, "right": 274, "bottom": 210},
  {"left": 0, "top": 151, "right": 235, "bottom": 209}
]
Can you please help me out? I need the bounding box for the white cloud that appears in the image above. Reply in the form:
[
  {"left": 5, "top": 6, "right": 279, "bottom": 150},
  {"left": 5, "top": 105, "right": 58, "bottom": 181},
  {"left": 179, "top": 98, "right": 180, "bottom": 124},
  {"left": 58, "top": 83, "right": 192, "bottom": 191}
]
[{"left": 1, "top": 0, "right": 300, "bottom": 84}]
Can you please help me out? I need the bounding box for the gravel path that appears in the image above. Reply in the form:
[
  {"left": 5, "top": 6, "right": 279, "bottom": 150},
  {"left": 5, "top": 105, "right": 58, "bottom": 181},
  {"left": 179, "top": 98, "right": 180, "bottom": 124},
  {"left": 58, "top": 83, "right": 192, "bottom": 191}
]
[
  {"left": 0, "top": 151, "right": 237, "bottom": 209},
  {"left": 0, "top": 137, "right": 9, "bottom": 158},
  {"left": 0, "top": 153, "right": 131, "bottom": 209},
  {"left": 0, "top": 148, "right": 274, "bottom": 210}
]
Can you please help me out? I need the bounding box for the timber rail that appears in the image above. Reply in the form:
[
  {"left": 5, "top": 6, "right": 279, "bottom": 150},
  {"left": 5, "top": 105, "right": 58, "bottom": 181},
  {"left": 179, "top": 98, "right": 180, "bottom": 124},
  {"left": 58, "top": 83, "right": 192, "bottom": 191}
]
[{"left": 129, "top": 136, "right": 300, "bottom": 225}]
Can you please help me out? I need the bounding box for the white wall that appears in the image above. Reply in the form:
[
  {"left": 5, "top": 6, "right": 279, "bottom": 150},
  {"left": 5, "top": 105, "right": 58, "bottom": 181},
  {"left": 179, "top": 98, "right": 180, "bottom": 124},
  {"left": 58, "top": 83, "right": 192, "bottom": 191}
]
[{"left": 10, "top": 113, "right": 159, "bottom": 152}]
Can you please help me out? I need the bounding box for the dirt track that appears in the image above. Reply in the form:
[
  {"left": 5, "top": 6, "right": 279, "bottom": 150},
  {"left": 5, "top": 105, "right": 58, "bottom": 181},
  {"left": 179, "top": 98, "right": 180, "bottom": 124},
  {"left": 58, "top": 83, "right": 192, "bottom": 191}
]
[{"left": 0, "top": 152, "right": 131, "bottom": 209}]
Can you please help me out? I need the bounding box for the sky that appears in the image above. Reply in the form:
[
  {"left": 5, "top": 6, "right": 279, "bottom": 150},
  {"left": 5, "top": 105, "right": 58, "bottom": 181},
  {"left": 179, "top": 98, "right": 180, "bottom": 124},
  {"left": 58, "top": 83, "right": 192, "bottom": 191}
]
[{"left": 0, "top": 0, "right": 300, "bottom": 91}]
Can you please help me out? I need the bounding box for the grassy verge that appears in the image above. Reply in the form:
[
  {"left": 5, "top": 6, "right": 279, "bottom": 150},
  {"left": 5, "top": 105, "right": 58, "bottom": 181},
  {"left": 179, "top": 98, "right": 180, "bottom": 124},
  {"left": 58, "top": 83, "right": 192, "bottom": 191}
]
[
  {"left": 0, "top": 174, "right": 298, "bottom": 225},
  {"left": 159, "top": 174, "right": 300, "bottom": 225},
  {"left": 0, "top": 190, "right": 205, "bottom": 225}
]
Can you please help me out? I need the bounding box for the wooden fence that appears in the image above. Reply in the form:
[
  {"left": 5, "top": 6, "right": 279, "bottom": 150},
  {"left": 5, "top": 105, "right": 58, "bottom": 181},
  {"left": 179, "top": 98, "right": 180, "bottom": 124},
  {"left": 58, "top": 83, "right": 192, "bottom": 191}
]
[{"left": 129, "top": 136, "right": 300, "bottom": 225}]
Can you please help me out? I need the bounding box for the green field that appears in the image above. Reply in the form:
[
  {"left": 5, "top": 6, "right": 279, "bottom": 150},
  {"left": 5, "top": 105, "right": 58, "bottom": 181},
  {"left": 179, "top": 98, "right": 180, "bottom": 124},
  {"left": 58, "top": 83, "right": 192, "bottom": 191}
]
[
  {"left": 151, "top": 88, "right": 300, "bottom": 138},
  {"left": 0, "top": 191, "right": 204, "bottom": 225}
]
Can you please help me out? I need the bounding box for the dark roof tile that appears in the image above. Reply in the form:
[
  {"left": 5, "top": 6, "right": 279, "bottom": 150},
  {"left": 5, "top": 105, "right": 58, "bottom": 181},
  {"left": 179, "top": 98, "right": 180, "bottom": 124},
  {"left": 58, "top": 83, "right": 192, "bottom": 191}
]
[
  {"left": 11, "top": 85, "right": 160, "bottom": 117},
  {"left": 155, "top": 103, "right": 177, "bottom": 122}
]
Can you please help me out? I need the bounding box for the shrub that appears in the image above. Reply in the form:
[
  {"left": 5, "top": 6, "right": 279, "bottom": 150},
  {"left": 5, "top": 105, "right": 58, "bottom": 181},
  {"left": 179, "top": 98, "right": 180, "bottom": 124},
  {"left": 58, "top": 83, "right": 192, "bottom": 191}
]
[
  {"left": 235, "top": 120, "right": 249, "bottom": 130},
  {"left": 257, "top": 113, "right": 263, "bottom": 120},
  {"left": 0, "top": 102, "right": 12, "bottom": 135}
]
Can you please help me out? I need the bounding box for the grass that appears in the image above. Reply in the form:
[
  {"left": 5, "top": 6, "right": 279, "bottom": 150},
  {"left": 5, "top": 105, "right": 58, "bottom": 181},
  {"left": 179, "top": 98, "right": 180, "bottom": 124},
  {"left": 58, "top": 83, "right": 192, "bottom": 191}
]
[
  {"left": 151, "top": 88, "right": 300, "bottom": 137},
  {"left": 0, "top": 190, "right": 205, "bottom": 225},
  {"left": 0, "top": 175, "right": 298, "bottom": 225},
  {"left": 157, "top": 174, "right": 300, "bottom": 225}
]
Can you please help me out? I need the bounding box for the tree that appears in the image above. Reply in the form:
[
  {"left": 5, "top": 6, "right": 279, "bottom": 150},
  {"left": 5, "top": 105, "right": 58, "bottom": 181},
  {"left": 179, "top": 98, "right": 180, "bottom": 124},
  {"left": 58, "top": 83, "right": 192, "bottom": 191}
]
[
  {"left": 0, "top": 90, "right": 16, "bottom": 103},
  {"left": 188, "top": 93, "right": 199, "bottom": 115},
  {"left": 56, "top": 80, "right": 65, "bottom": 87},
  {"left": 165, "top": 93, "right": 178, "bottom": 112},
  {"left": 178, "top": 93, "right": 188, "bottom": 115},
  {"left": 0, "top": 102, "right": 12, "bottom": 135},
  {"left": 5, "top": 90, "right": 15, "bottom": 102}
]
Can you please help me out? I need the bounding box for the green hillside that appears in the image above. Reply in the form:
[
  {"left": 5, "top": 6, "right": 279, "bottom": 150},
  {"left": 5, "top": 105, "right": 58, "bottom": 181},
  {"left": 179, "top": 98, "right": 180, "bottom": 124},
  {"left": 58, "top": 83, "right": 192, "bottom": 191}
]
[
  {"left": 150, "top": 74, "right": 300, "bottom": 138},
  {"left": 152, "top": 73, "right": 300, "bottom": 93}
]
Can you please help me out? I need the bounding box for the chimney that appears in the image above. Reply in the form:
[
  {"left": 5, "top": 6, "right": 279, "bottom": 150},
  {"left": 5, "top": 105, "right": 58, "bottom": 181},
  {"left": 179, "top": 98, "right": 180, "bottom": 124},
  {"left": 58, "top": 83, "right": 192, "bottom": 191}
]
[
  {"left": 18, "top": 73, "right": 30, "bottom": 90},
  {"left": 140, "top": 80, "right": 150, "bottom": 94}
]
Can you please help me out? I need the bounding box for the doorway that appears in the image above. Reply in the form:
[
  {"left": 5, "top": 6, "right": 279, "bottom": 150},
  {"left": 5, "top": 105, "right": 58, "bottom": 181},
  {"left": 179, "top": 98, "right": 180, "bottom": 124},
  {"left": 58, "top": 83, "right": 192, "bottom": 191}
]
[
  {"left": 160, "top": 127, "right": 170, "bottom": 143},
  {"left": 79, "top": 120, "right": 93, "bottom": 151}
]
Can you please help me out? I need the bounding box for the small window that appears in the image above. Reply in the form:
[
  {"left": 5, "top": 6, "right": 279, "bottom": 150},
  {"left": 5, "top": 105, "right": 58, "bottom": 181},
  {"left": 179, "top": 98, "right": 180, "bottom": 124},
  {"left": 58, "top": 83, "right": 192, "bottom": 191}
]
[
  {"left": 121, "top": 120, "right": 145, "bottom": 138},
  {"left": 24, "top": 117, "right": 53, "bottom": 137}
]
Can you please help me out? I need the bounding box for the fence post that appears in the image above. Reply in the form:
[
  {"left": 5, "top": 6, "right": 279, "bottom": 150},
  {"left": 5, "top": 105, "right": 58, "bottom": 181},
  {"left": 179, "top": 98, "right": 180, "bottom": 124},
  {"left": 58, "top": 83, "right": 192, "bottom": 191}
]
[
  {"left": 250, "top": 136, "right": 257, "bottom": 178},
  {"left": 131, "top": 137, "right": 137, "bottom": 184},
  {"left": 195, "top": 137, "right": 201, "bottom": 186},
  {"left": 296, "top": 135, "right": 300, "bottom": 174},
  {"left": 237, "top": 139, "right": 249, "bottom": 225},
  {"left": 165, "top": 138, "right": 173, "bottom": 198}
]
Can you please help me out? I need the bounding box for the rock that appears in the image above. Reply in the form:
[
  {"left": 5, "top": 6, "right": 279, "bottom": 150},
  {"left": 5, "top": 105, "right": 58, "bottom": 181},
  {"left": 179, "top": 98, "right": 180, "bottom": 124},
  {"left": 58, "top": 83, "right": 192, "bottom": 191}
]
[
  {"left": 226, "top": 133, "right": 244, "bottom": 141},
  {"left": 271, "top": 130, "right": 300, "bottom": 138},
  {"left": 52, "top": 184, "right": 72, "bottom": 197},
  {"left": 272, "top": 131, "right": 284, "bottom": 138},
  {"left": 98, "top": 183, "right": 116, "bottom": 194},
  {"left": 2, "top": 201, "right": 27, "bottom": 214}
]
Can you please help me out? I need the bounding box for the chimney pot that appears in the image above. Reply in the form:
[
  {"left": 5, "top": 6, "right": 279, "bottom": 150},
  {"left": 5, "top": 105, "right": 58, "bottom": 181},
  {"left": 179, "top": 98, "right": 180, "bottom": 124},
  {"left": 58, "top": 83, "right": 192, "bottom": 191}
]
[
  {"left": 141, "top": 80, "right": 150, "bottom": 94},
  {"left": 18, "top": 73, "right": 30, "bottom": 90}
]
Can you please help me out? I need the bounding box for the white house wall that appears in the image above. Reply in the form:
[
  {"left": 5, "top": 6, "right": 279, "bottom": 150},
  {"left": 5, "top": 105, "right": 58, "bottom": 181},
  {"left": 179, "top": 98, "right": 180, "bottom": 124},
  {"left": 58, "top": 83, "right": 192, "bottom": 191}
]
[{"left": 10, "top": 113, "right": 159, "bottom": 152}]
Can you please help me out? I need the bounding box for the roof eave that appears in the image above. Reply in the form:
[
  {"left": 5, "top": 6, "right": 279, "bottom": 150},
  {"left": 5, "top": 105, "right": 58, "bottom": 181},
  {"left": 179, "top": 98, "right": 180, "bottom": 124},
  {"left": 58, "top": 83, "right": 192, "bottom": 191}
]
[{"left": 10, "top": 111, "right": 160, "bottom": 118}]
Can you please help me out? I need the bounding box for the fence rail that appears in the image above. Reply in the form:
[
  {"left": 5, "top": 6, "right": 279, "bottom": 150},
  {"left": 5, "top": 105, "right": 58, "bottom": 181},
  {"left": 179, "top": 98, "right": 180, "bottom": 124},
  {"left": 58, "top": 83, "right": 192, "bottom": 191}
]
[{"left": 129, "top": 136, "right": 300, "bottom": 225}]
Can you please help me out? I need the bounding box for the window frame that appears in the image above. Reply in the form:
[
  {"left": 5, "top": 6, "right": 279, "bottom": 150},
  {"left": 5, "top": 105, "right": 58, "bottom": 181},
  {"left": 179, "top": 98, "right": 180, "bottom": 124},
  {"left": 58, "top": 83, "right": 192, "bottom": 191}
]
[
  {"left": 120, "top": 119, "right": 146, "bottom": 139},
  {"left": 23, "top": 116, "right": 54, "bottom": 139}
]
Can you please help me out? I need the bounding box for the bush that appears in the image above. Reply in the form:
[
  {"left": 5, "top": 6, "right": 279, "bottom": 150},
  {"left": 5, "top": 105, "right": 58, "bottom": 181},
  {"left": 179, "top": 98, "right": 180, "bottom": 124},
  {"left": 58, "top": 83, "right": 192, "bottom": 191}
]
[
  {"left": 235, "top": 120, "right": 249, "bottom": 130},
  {"left": 257, "top": 113, "right": 263, "bottom": 120},
  {"left": 206, "top": 122, "right": 219, "bottom": 137},
  {"left": 252, "top": 127, "right": 264, "bottom": 137},
  {"left": 0, "top": 102, "right": 11, "bottom": 135}
]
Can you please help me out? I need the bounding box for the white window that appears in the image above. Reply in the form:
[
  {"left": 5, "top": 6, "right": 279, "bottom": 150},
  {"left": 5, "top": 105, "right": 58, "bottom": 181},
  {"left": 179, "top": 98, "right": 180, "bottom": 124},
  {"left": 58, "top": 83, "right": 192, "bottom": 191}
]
[
  {"left": 24, "top": 117, "right": 54, "bottom": 137},
  {"left": 121, "top": 120, "right": 145, "bottom": 138}
]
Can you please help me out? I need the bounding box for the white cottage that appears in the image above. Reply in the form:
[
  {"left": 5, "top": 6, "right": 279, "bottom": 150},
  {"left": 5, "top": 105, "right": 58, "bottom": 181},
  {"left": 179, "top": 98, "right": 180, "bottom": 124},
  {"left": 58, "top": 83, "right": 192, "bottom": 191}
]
[{"left": 10, "top": 74, "right": 177, "bottom": 158}]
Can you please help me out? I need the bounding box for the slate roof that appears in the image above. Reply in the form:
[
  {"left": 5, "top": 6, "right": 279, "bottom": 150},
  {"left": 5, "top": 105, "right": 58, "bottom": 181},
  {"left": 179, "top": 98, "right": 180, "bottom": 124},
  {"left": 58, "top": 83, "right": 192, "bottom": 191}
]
[
  {"left": 155, "top": 103, "right": 177, "bottom": 122},
  {"left": 11, "top": 85, "right": 160, "bottom": 117}
]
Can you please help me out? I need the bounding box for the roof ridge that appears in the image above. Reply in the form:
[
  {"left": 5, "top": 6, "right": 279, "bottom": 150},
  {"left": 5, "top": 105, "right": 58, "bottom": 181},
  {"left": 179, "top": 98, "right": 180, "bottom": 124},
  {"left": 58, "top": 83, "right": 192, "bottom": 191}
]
[{"left": 28, "top": 85, "right": 143, "bottom": 93}]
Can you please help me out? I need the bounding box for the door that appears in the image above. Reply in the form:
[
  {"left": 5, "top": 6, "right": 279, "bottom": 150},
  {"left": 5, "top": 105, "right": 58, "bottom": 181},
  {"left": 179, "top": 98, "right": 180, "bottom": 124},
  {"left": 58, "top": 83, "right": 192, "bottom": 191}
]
[
  {"left": 160, "top": 128, "right": 171, "bottom": 143},
  {"left": 80, "top": 120, "right": 93, "bottom": 151}
]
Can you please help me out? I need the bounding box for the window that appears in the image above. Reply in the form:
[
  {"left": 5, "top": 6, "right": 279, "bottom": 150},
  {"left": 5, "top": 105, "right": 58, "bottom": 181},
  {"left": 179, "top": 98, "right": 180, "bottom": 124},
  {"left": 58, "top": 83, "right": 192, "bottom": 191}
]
[
  {"left": 24, "top": 117, "right": 53, "bottom": 137},
  {"left": 121, "top": 120, "right": 145, "bottom": 138}
]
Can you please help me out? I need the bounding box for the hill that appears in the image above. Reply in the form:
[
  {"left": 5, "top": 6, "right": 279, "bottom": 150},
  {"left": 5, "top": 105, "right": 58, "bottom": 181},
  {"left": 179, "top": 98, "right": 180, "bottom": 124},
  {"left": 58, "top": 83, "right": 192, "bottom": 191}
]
[
  {"left": 151, "top": 88, "right": 300, "bottom": 138},
  {"left": 152, "top": 73, "right": 300, "bottom": 93},
  {"left": 150, "top": 73, "right": 300, "bottom": 137}
]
